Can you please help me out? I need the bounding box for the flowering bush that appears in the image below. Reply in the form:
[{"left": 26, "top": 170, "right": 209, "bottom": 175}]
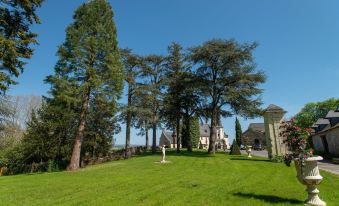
[{"left": 279, "top": 117, "right": 313, "bottom": 167}]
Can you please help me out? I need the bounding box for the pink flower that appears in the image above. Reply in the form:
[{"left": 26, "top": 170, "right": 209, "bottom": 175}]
[
  {"left": 294, "top": 126, "right": 300, "bottom": 131},
  {"left": 292, "top": 138, "right": 297, "bottom": 143}
]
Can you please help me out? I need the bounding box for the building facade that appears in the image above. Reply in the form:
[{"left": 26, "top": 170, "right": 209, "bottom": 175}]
[
  {"left": 242, "top": 123, "right": 266, "bottom": 148},
  {"left": 312, "top": 108, "right": 339, "bottom": 156},
  {"left": 159, "top": 131, "right": 178, "bottom": 149},
  {"left": 159, "top": 124, "right": 230, "bottom": 150}
]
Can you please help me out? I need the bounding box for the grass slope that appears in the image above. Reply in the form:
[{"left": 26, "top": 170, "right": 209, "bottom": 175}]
[{"left": 0, "top": 151, "right": 338, "bottom": 206}]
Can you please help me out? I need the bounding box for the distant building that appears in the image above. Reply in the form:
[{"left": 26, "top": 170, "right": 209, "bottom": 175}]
[
  {"left": 242, "top": 123, "right": 266, "bottom": 148},
  {"left": 159, "top": 131, "right": 178, "bottom": 149},
  {"left": 159, "top": 124, "right": 230, "bottom": 150},
  {"left": 312, "top": 107, "right": 339, "bottom": 156}
]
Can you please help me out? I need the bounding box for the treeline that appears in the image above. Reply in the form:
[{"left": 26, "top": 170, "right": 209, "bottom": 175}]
[
  {"left": 124, "top": 39, "right": 266, "bottom": 155},
  {"left": 0, "top": 0, "right": 266, "bottom": 174}
]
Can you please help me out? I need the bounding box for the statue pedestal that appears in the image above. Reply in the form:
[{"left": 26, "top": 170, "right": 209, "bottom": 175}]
[
  {"left": 295, "top": 156, "right": 326, "bottom": 206},
  {"left": 246, "top": 146, "right": 252, "bottom": 158}
]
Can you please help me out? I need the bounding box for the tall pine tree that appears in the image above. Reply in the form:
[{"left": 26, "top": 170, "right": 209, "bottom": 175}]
[
  {"left": 46, "top": 0, "right": 123, "bottom": 171},
  {"left": 235, "top": 117, "right": 242, "bottom": 146},
  {"left": 120, "top": 48, "right": 141, "bottom": 157},
  {"left": 162, "top": 42, "right": 189, "bottom": 153},
  {"left": 140, "top": 55, "right": 166, "bottom": 154},
  {"left": 133, "top": 85, "right": 153, "bottom": 149}
]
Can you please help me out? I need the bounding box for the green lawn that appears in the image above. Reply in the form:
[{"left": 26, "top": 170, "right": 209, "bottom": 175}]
[{"left": 1, "top": 151, "right": 338, "bottom": 206}]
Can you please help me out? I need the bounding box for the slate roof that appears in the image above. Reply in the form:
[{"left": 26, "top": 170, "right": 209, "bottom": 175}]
[
  {"left": 325, "top": 110, "right": 339, "bottom": 118},
  {"left": 248, "top": 123, "right": 265, "bottom": 132},
  {"left": 314, "top": 123, "right": 339, "bottom": 135},
  {"left": 311, "top": 124, "right": 319, "bottom": 128},
  {"left": 162, "top": 131, "right": 176, "bottom": 144},
  {"left": 314, "top": 118, "right": 330, "bottom": 125},
  {"left": 264, "top": 104, "right": 286, "bottom": 113}
]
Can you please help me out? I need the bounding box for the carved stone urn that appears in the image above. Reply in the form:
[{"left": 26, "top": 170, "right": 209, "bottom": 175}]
[
  {"left": 245, "top": 146, "right": 252, "bottom": 158},
  {"left": 294, "top": 156, "right": 326, "bottom": 206}
]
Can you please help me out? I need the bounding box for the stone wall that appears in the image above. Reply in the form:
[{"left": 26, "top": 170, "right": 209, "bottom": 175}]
[
  {"left": 312, "top": 127, "right": 339, "bottom": 156},
  {"left": 263, "top": 104, "right": 287, "bottom": 159},
  {"left": 82, "top": 146, "right": 146, "bottom": 166},
  {"left": 242, "top": 130, "right": 266, "bottom": 147}
]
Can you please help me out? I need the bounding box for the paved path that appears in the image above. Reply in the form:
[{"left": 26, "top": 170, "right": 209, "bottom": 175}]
[{"left": 240, "top": 150, "right": 339, "bottom": 175}]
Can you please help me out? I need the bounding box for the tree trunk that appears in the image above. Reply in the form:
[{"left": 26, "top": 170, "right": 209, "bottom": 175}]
[
  {"left": 68, "top": 85, "right": 91, "bottom": 171},
  {"left": 208, "top": 107, "right": 218, "bottom": 154},
  {"left": 145, "top": 126, "right": 149, "bottom": 149},
  {"left": 125, "top": 84, "right": 132, "bottom": 159},
  {"left": 152, "top": 121, "right": 157, "bottom": 154},
  {"left": 176, "top": 117, "right": 180, "bottom": 153},
  {"left": 172, "top": 132, "right": 176, "bottom": 150}
]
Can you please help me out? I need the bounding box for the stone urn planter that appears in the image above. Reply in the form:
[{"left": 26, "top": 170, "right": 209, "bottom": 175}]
[
  {"left": 294, "top": 156, "right": 326, "bottom": 206},
  {"left": 245, "top": 146, "right": 252, "bottom": 158}
]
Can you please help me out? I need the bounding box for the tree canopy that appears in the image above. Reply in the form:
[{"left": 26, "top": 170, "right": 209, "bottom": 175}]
[
  {"left": 140, "top": 54, "right": 166, "bottom": 153},
  {"left": 120, "top": 48, "right": 141, "bottom": 156},
  {"left": 189, "top": 39, "right": 266, "bottom": 154},
  {"left": 295, "top": 98, "right": 339, "bottom": 129},
  {"left": 45, "top": 0, "right": 123, "bottom": 170},
  {"left": 0, "top": 0, "right": 43, "bottom": 93}
]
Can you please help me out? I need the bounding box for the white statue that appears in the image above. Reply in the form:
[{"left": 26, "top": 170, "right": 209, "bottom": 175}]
[
  {"left": 246, "top": 145, "right": 252, "bottom": 158},
  {"left": 161, "top": 145, "right": 166, "bottom": 163}
]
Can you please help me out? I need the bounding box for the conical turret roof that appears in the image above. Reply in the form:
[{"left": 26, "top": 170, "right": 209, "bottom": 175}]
[{"left": 264, "top": 104, "right": 286, "bottom": 113}]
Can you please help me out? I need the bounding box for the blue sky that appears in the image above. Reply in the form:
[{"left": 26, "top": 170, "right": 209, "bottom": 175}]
[{"left": 8, "top": 0, "right": 339, "bottom": 145}]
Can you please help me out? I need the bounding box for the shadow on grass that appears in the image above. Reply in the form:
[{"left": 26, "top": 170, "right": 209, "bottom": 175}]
[
  {"left": 134, "top": 150, "right": 219, "bottom": 158},
  {"left": 229, "top": 157, "right": 270, "bottom": 162},
  {"left": 170, "top": 150, "right": 216, "bottom": 158},
  {"left": 233, "top": 192, "right": 303, "bottom": 204}
]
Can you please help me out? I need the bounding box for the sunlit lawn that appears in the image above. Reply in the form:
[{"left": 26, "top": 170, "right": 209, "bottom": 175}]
[{"left": 1, "top": 150, "right": 338, "bottom": 206}]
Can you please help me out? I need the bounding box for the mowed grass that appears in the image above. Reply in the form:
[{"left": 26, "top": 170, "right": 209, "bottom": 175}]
[{"left": 0, "top": 151, "right": 338, "bottom": 206}]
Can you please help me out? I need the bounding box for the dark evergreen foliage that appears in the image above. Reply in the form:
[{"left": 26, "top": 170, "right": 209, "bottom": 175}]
[
  {"left": 161, "top": 43, "right": 190, "bottom": 152},
  {"left": 0, "top": 0, "right": 44, "bottom": 93},
  {"left": 140, "top": 54, "right": 166, "bottom": 154},
  {"left": 19, "top": 0, "right": 124, "bottom": 171},
  {"left": 189, "top": 39, "right": 266, "bottom": 154},
  {"left": 230, "top": 139, "right": 241, "bottom": 155},
  {"left": 235, "top": 117, "right": 242, "bottom": 146}
]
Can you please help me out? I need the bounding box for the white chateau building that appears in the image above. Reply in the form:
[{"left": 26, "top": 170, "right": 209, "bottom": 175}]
[{"left": 159, "top": 124, "right": 230, "bottom": 150}]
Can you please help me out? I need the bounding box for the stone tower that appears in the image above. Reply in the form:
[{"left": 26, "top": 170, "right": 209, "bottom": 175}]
[{"left": 263, "top": 104, "right": 287, "bottom": 159}]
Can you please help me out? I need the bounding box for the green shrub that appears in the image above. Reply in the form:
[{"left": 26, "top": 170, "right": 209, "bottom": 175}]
[
  {"left": 271, "top": 155, "right": 284, "bottom": 163},
  {"left": 230, "top": 139, "right": 241, "bottom": 155},
  {"left": 47, "top": 160, "right": 60, "bottom": 172},
  {"left": 0, "top": 144, "right": 26, "bottom": 174}
]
